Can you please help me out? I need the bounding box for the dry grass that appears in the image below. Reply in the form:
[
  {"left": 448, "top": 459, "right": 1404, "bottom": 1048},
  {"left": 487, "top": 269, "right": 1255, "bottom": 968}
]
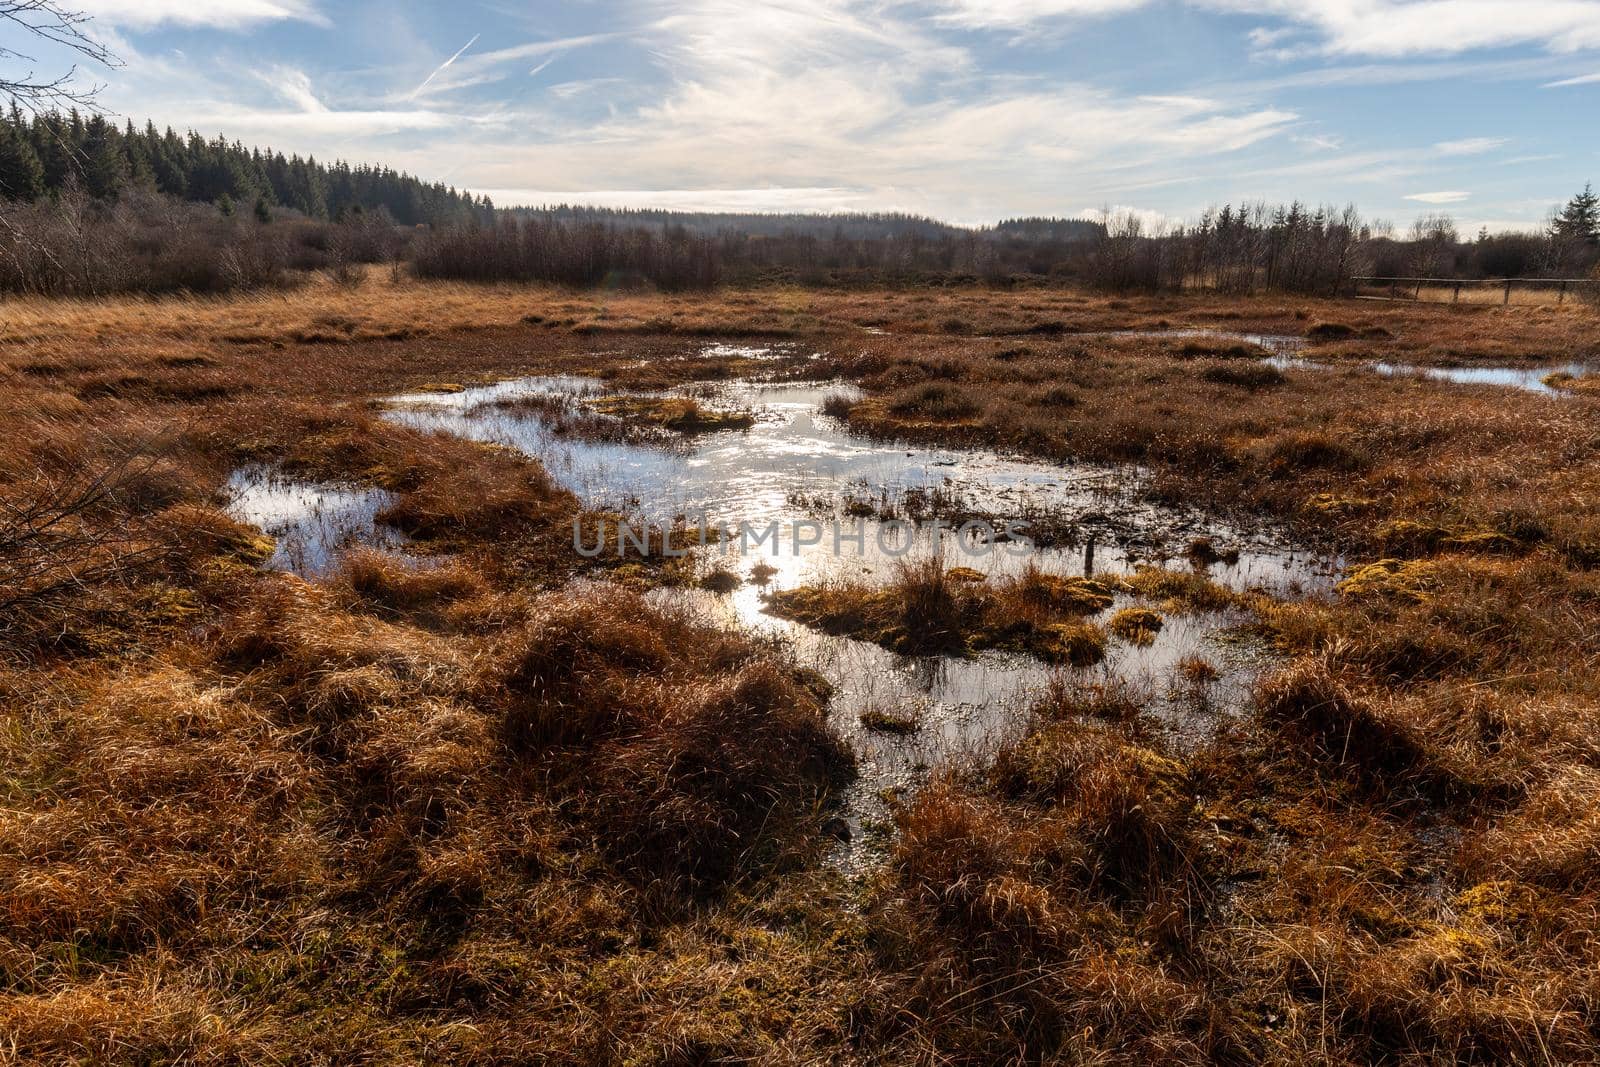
[
  {"left": 765, "top": 559, "right": 1140, "bottom": 664},
  {"left": 2, "top": 280, "right": 1599, "bottom": 1062}
]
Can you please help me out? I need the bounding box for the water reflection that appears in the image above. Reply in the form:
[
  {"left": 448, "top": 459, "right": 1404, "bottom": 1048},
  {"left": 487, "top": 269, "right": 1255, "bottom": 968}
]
[
  {"left": 222, "top": 465, "right": 400, "bottom": 576},
  {"left": 383, "top": 373, "right": 1337, "bottom": 865}
]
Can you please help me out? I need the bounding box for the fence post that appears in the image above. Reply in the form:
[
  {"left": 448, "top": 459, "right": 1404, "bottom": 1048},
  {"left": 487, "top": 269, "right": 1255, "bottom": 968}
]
[
  {"left": 1453, "top": 282, "right": 1461, "bottom": 303},
  {"left": 1559, "top": 280, "right": 1568, "bottom": 305},
  {"left": 1504, "top": 280, "right": 1512, "bottom": 305}
]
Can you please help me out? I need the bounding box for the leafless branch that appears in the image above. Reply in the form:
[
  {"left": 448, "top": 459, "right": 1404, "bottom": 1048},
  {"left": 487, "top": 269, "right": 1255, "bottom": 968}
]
[
  {"left": 0, "top": 439, "right": 171, "bottom": 633},
  {"left": 0, "top": 1, "right": 119, "bottom": 109}
]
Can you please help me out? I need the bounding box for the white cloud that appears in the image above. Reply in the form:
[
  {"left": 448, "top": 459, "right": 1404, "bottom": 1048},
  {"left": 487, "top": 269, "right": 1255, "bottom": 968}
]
[
  {"left": 921, "top": 1, "right": 1600, "bottom": 57},
  {"left": 1262, "top": 1, "right": 1600, "bottom": 57},
  {"left": 187, "top": 109, "right": 464, "bottom": 137},
  {"left": 91, "top": 0, "right": 1582, "bottom": 228},
  {"left": 1544, "top": 71, "right": 1600, "bottom": 85},
  {"left": 262, "top": 67, "right": 327, "bottom": 114},
  {"left": 1292, "top": 133, "right": 1344, "bottom": 150},
  {"left": 1248, "top": 25, "right": 1298, "bottom": 47},
  {"left": 419, "top": 0, "right": 1296, "bottom": 225},
  {"left": 74, "top": 0, "right": 326, "bottom": 30},
  {"left": 925, "top": 0, "right": 1150, "bottom": 28},
  {"left": 1434, "top": 136, "right": 1508, "bottom": 155}
]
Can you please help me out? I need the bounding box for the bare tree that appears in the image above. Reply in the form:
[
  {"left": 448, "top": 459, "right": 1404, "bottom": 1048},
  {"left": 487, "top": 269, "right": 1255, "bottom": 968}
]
[{"left": 0, "top": 1, "right": 117, "bottom": 110}]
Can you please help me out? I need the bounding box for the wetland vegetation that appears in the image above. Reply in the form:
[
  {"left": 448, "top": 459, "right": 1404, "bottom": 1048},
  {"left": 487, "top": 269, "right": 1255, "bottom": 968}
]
[{"left": 3, "top": 277, "right": 1600, "bottom": 1063}]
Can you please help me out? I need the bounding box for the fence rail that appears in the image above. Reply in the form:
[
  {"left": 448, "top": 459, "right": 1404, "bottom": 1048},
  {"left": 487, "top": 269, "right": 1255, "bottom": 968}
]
[{"left": 1351, "top": 276, "right": 1600, "bottom": 304}]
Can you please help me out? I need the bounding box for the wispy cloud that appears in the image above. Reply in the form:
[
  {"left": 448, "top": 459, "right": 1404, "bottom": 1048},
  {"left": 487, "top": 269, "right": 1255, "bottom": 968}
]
[
  {"left": 1235, "top": 1, "right": 1600, "bottom": 57},
  {"left": 68, "top": 0, "right": 1587, "bottom": 229},
  {"left": 189, "top": 108, "right": 467, "bottom": 138},
  {"left": 925, "top": 0, "right": 1149, "bottom": 29},
  {"left": 403, "top": 32, "right": 621, "bottom": 98},
  {"left": 549, "top": 78, "right": 626, "bottom": 100},
  {"left": 409, "top": 35, "right": 480, "bottom": 101},
  {"left": 1434, "top": 137, "right": 1508, "bottom": 155},
  {"left": 262, "top": 67, "right": 327, "bottom": 114},
  {"left": 1292, "top": 133, "right": 1344, "bottom": 151},
  {"left": 74, "top": 0, "right": 326, "bottom": 30},
  {"left": 1543, "top": 71, "right": 1600, "bottom": 86},
  {"left": 920, "top": 1, "right": 1600, "bottom": 57},
  {"left": 1406, "top": 190, "right": 1472, "bottom": 204},
  {"left": 443, "top": 1, "right": 1297, "bottom": 225}
]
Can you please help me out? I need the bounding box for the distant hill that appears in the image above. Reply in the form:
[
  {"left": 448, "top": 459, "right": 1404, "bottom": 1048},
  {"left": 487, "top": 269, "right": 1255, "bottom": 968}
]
[
  {"left": 510, "top": 206, "right": 1108, "bottom": 243},
  {"left": 993, "top": 217, "right": 1108, "bottom": 242},
  {"left": 507, "top": 205, "right": 974, "bottom": 240}
]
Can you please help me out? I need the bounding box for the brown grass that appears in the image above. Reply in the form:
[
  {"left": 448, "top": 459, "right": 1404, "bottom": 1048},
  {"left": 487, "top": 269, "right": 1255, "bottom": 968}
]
[
  {"left": 3, "top": 280, "right": 1599, "bottom": 1062},
  {"left": 765, "top": 559, "right": 1136, "bottom": 664}
]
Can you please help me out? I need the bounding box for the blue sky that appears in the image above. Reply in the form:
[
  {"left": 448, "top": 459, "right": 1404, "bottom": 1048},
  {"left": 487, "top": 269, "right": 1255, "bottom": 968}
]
[{"left": 10, "top": 1, "right": 1600, "bottom": 229}]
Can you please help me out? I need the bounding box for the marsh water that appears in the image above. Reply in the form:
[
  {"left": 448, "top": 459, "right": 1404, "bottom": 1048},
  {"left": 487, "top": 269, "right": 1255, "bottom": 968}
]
[
  {"left": 1148, "top": 328, "right": 1595, "bottom": 396},
  {"left": 223, "top": 466, "right": 401, "bottom": 576},
  {"left": 222, "top": 333, "right": 1586, "bottom": 865},
  {"left": 376, "top": 367, "right": 1344, "bottom": 862}
]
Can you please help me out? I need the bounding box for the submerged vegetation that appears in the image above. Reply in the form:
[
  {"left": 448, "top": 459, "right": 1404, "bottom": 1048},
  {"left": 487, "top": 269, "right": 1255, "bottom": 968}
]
[
  {"left": 586, "top": 393, "right": 758, "bottom": 433},
  {"left": 2, "top": 279, "right": 1599, "bottom": 1062},
  {"left": 764, "top": 559, "right": 1236, "bottom": 667}
]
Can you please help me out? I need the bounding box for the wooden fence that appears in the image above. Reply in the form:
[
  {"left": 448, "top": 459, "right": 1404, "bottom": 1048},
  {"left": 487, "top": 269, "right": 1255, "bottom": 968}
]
[{"left": 1351, "top": 276, "right": 1600, "bottom": 305}]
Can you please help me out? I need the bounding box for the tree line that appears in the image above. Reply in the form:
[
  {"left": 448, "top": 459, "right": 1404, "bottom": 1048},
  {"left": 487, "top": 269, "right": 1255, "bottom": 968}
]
[
  {"left": 0, "top": 107, "right": 1595, "bottom": 297},
  {"left": 0, "top": 108, "right": 494, "bottom": 226}
]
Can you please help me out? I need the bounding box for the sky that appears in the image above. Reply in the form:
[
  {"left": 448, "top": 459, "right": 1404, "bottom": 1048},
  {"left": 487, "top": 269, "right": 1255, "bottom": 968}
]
[{"left": 6, "top": 0, "right": 1600, "bottom": 230}]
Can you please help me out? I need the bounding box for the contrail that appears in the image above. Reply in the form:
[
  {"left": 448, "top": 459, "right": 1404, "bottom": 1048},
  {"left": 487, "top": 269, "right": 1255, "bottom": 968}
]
[{"left": 409, "top": 33, "right": 480, "bottom": 100}]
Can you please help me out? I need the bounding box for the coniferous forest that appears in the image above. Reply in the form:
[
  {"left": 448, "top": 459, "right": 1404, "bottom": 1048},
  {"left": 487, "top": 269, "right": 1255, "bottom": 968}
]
[{"left": 0, "top": 108, "right": 493, "bottom": 225}]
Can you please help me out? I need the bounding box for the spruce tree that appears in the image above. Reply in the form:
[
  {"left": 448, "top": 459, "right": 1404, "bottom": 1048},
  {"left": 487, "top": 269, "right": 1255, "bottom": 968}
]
[
  {"left": 0, "top": 113, "right": 44, "bottom": 200},
  {"left": 1551, "top": 184, "right": 1599, "bottom": 245}
]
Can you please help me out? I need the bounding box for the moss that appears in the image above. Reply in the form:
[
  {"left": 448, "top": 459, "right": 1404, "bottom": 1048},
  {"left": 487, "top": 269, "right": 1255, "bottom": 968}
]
[
  {"left": 1303, "top": 493, "right": 1376, "bottom": 518},
  {"left": 860, "top": 706, "right": 923, "bottom": 735},
  {"left": 1125, "top": 567, "right": 1236, "bottom": 612},
  {"left": 1454, "top": 881, "right": 1547, "bottom": 928},
  {"left": 1040, "top": 621, "right": 1109, "bottom": 667},
  {"left": 1375, "top": 519, "right": 1452, "bottom": 555},
  {"left": 1442, "top": 530, "right": 1519, "bottom": 554},
  {"left": 1108, "top": 607, "right": 1164, "bottom": 645},
  {"left": 413, "top": 381, "right": 465, "bottom": 394},
  {"left": 1337, "top": 558, "right": 1440, "bottom": 601},
  {"left": 1018, "top": 573, "right": 1120, "bottom": 614}
]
